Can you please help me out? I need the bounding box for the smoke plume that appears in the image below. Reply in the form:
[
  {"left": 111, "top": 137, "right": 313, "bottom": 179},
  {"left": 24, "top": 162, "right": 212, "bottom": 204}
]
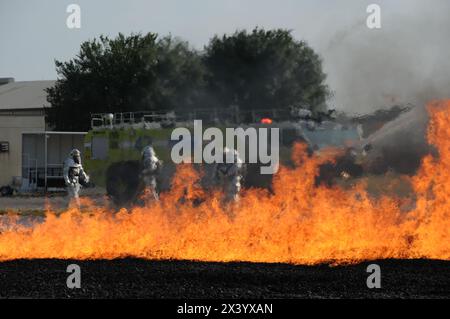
[{"left": 319, "top": 0, "right": 450, "bottom": 114}]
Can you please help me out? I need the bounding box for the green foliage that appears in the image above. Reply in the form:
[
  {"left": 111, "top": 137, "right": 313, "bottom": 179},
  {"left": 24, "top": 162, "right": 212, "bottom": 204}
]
[
  {"left": 46, "top": 33, "right": 205, "bottom": 131},
  {"left": 46, "top": 29, "right": 329, "bottom": 131},
  {"left": 203, "top": 28, "right": 329, "bottom": 112}
]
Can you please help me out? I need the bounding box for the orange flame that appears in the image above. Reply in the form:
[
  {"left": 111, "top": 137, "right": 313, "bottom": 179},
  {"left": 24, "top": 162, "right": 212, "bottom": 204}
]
[{"left": 0, "top": 101, "right": 449, "bottom": 264}]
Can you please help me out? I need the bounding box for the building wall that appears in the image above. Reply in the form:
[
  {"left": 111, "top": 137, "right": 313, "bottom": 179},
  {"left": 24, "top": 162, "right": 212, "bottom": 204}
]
[
  {"left": 22, "top": 133, "right": 85, "bottom": 188},
  {"left": 0, "top": 114, "right": 45, "bottom": 186}
]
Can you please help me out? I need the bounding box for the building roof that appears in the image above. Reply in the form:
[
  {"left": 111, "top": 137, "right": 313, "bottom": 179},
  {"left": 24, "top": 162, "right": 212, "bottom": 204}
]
[{"left": 0, "top": 80, "right": 55, "bottom": 110}]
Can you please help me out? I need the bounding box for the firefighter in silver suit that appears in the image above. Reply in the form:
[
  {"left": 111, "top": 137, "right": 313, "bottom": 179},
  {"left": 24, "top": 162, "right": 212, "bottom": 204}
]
[
  {"left": 141, "top": 145, "right": 162, "bottom": 200},
  {"left": 63, "top": 149, "right": 89, "bottom": 208},
  {"left": 214, "top": 147, "right": 244, "bottom": 202}
]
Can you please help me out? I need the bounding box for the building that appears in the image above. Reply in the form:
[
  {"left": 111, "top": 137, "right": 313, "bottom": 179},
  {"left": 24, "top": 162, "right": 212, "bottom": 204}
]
[{"left": 0, "top": 78, "right": 86, "bottom": 191}]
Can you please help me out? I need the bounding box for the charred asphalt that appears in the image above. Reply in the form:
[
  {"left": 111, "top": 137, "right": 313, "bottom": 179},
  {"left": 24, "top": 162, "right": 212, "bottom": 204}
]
[{"left": 0, "top": 258, "right": 448, "bottom": 299}]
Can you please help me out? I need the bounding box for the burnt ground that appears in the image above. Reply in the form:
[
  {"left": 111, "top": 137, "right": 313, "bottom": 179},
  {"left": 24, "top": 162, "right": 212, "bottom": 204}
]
[{"left": 0, "top": 259, "right": 448, "bottom": 299}]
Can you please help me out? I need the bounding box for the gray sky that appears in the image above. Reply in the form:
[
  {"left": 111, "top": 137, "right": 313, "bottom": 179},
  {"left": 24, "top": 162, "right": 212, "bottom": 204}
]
[{"left": 1, "top": 0, "right": 449, "bottom": 113}]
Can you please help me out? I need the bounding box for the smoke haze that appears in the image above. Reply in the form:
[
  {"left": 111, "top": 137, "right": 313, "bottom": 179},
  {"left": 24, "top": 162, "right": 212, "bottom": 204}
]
[
  {"left": 2, "top": 0, "right": 449, "bottom": 116},
  {"left": 318, "top": 0, "right": 450, "bottom": 114}
]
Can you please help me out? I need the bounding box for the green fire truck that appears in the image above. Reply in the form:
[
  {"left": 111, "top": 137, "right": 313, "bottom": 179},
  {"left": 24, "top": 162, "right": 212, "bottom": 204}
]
[{"left": 83, "top": 109, "right": 360, "bottom": 205}]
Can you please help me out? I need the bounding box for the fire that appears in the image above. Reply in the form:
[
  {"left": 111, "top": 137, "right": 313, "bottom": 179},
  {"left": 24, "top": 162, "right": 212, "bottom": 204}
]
[{"left": 0, "top": 101, "right": 449, "bottom": 264}]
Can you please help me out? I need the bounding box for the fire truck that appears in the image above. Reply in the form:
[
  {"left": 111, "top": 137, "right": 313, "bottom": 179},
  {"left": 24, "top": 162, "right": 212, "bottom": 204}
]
[{"left": 83, "top": 108, "right": 361, "bottom": 205}]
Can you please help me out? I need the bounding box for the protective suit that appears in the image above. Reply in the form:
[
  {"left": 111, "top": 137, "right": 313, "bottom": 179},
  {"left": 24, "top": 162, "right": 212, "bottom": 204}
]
[
  {"left": 141, "top": 145, "right": 162, "bottom": 200},
  {"left": 63, "top": 149, "right": 89, "bottom": 208},
  {"left": 214, "top": 147, "right": 245, "bottom": 202}
]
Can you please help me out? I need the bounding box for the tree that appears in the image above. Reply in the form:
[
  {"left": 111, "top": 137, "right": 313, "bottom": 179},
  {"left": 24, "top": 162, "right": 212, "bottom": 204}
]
[
  {"left": 154, "top": 36, "right": 205, "bottom": 111},
  {"left": 46, "top": 29, "right": 330, "bottom": 130},
  {"left": 46, "top": 33, "right": 204, "bottom": 131},
  {"left": 203, "top": 28, "right": 329, "bottom": 113}
]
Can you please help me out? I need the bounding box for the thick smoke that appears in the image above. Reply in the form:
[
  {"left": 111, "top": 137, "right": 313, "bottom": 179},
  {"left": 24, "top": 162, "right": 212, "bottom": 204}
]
[{"left": 318, "top": 0, "right": 450, "bottom": 114}]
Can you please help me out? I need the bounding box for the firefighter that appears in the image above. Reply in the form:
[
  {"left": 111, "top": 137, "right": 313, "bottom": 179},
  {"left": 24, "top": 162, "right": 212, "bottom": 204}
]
[
  {"left": 141, "top": 145, "right": 162, "bottom": 200},
  {"left": 214, "top": 147, "right": 245, "bottom": 202},
  {"left": 63, "top": 149, "right": 89, "bottom": 208}
]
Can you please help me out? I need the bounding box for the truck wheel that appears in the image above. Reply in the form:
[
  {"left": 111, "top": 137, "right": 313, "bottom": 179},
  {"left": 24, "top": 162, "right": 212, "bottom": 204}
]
[
  {"left": 0, "top": 186, "right": 13, "bottom": 197},
  {"left": 106, "top": 161, "right": 142, "bottom": 207}
]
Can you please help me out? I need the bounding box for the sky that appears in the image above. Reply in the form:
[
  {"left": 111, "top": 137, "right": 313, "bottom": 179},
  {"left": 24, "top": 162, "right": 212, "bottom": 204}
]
[{"left": 1, "top": 0, "right": 449, "bottom": 113}]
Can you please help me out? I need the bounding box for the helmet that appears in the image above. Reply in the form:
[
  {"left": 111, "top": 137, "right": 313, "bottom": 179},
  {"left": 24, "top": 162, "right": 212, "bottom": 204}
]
[
  {"left": 70, "top": 149, "right": 81, "bottom": 157},
  {"left": 70, "top": 149, "right": 81, "bottom": 164},
  {"left": 142, "top": 145, "right": 156, "bottom": 158},
  {"left": 223, "top": 147, "right": 239, "bottom": 163}
]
